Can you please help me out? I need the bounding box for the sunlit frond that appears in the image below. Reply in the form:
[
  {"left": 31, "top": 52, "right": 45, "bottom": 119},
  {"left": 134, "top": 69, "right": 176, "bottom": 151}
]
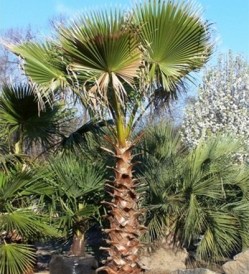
[
  {"left": 60, "top": 9, "right": 141, "bottom": 103},
  {"left": 134, "top": 0, "right": 212, "bottom": 92},
  {"left": 0, "top": 243, "right": 36, "bottom": 274},
  {"left": 9, "top": 42, "right": 67, "bottom": 90}
]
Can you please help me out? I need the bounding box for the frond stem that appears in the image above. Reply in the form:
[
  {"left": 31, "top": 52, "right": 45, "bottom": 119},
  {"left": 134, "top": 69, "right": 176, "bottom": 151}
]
[{"left": 111, "top": 91, "right": 127, "bottom": 147}]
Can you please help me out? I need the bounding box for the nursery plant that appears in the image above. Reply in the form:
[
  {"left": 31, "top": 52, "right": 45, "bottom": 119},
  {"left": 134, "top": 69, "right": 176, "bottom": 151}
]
[
  {"left": 44, "top": 152, "right": 105, "bottom": 257},
  {"left": 140, "top": 123, "right": 249, "bottom": 261},
  {"left": 8, "top": 1, "right": 213, "bottom": 272}
]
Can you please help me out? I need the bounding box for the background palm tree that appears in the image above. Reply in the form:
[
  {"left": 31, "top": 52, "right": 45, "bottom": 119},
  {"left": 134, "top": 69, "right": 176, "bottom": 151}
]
[
  {"left": 42, "top": 151, "right": 106, "bottom": 257},
  {"left": 139, "top": 123, "right": 249, "bottom": 262},
  {"left": 0, "top": 84, "right": 68, "bottom": 156},
  {"left": 8, "top": 1, "right": 213, "bottom": 273}
]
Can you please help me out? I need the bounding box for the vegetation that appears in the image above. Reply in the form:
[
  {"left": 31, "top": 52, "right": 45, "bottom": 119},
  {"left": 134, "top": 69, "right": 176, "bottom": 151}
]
[
  {"left": 0, "top": 84, "right": 68, "bottom": 155},
  {"left": 182, "top": 52, "right": 249, "bottom": 153},
  {"left": 44, "top": 152, "right": 105, "bottom": 256},
  {"left": 0, "top": 1, "right": 248, "bottom": 274},
  {"left": 7, "top": 1, "right": 212, "bottom": 273},
  {"left": 139, "top": 123, "right": 249, "bottom": 261},
  {"left": 0, "top": 165, "right": 58, "bottom": 274}
]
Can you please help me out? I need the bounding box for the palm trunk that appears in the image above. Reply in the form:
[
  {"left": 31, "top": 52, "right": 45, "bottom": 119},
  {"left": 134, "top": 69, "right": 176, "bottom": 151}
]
[
  {"left": 70, "top": 230, "right": 85, "bottom": 257},
  {"left": 14, "top": 131, "right": 24, "bottom": 154},
  {"left": 99, "top": 140, "right": 144, "bottom": 274}
]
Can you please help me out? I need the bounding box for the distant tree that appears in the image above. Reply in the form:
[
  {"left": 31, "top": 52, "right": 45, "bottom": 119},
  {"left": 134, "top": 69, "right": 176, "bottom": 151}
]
[
  {"left": 181, "top": 52, "right": 249, "bottom": 156},
  {"left": 0, "top": 27, "right": 36, "bottom": 85},
  {"left": 48, "top": 14, "right": 70, "bottom": 31}
]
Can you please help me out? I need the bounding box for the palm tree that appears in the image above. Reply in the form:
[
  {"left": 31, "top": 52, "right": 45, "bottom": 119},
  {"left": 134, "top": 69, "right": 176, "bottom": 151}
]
[
  {"left": 0, "top": 164, "right": 59, "bottom": 274},
  {"left": 43, "top": 152, "right": 105, "bottom": 257},
  {"left": 0, "top": 84, "right": 67, "bottom": 156},
  {"left": 7, "top": 1, "right": 212, "bottom": 273},
  {"left": 140, "top": 123, "right": 249, "bottom": 262}
]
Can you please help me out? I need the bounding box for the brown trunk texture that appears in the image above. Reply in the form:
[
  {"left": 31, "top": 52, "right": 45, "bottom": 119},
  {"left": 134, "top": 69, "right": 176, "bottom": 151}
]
[
  {"left": 99, "top": 141, "right": 145, "bottom": 274},
  {"left": 70, "top": 234, "right": 85, "bottom": 257}
]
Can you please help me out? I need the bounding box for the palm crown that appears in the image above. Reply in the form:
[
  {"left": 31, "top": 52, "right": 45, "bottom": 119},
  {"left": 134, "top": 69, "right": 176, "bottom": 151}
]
[
  {"left": 9, "top": 1, "right": 212, "bottom": 141},
  {"left": 0, "top": 84, "right": 66, "bottom": 155}
]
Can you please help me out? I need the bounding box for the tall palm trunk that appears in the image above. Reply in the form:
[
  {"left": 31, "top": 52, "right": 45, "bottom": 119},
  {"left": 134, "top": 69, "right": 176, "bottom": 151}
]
[{"left": 100, "top": 140, "right": 144, "bottom": 274}]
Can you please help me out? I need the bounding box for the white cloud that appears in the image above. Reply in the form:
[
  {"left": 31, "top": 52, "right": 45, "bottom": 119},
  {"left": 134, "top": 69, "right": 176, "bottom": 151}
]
[{"left": 55, "top": 2, "right": 78, "bottom": 16}]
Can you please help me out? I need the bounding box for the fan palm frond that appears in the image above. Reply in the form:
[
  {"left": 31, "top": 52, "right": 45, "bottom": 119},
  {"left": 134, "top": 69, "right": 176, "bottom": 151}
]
[
  {"left": 48, "top": 153, "right": 105, "bottom": 198},
  {"left": 0, "top": 84, "right": 66, "bottom": 154},
  {"left": 134, "top": 0, "right": 212, "bottom": 93},
  {"left": 0, "top": 243, "right": 36, "bottom": 274},
  {"left": 8, "top": 42, "right": 67, "bottom": 91},
  {"left": 60, "top": 9, "right": 141, "bottom": 98}
]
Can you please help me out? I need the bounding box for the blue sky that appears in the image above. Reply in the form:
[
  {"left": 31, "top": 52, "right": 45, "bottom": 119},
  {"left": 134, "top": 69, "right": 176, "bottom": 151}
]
[{"left": 1, "top": 0, "right": 249, "bottom": 58}]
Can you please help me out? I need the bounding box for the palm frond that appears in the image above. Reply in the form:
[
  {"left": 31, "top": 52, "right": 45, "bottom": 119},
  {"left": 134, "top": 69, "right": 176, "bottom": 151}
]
[
  {"left": 60, "top": 9, "right": 141, "bottom": 106},
  {"left": 60, "top": 119, "right": 113, "bottom": 151},
  {"left": 0, "top": 209, "right": 59, "bottom": 240},
  {"left": 0, "top": 84, "right": 66, "bottom": 152},
  {"left": 48, "top": 154, "right": 105, "bottom": 198},
  {"left": 0, "top": 164, "right": 53, "bottom": 202},
  {"left": 134, "top": 0, "right": 213, "bottom": 92},
  {"left": 0, "top": 243, "right": 36, "bottom": 274},
  {"left": 197, "top": 210, "right": 241, "bottom": 260},
  {"left": 8, "top": 42, "right": 67, "bottom": 90}
]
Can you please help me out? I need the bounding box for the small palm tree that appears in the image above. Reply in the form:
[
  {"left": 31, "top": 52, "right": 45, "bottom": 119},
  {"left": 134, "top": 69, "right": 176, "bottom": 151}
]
[
  {"left": 140, "top": 123, "right": 249, "bottom": 261},
  {"left": 43, "top": 152, "right": 105, "bottom": 256},
  {"left": 0, "top": 165, "right": 59, "bottom": 274},
  {"left": 7, "top": 1, "right": 213, "bottom": 272},
  {"left": 0, "top": 84, "right": 66, "bottom": 155}
]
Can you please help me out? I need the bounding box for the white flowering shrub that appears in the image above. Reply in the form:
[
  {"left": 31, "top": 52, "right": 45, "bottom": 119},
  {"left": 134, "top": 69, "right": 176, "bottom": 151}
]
[{"left": 181, "top": 52, "right": 249, "bottom": 156}]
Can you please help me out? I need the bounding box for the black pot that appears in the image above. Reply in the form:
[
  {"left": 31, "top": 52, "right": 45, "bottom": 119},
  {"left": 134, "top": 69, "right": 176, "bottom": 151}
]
[{"left": 49, "top": 255, "right": 98, "bottom": 274}]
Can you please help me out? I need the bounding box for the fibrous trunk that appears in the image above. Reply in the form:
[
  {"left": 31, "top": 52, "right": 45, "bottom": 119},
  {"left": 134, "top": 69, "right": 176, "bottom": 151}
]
[
  {"left": 70, "top": 232, "right": 85, "bottom": 257},
  {"left": 99, "top": 141, "right": 144, "bottom": 274}
]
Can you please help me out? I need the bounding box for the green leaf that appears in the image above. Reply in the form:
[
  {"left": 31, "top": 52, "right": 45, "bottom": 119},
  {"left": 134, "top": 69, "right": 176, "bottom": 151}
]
[
  {"left": 134, "top": 0, "right": 212, "bottom": 91},
  {"left": 60, "top": 9, "right": 141, "bottom": 99},
  {"left": 9, "top": 42, "right": 67, "bottom": 89},
  {"left": 0, "top": 84, "right": 66, "bottom": 152},
  {"left": 0, "top": 243, "right": 36, "bottom": 274},
  {"left": 0, "top": 210, "right": 59, "bottom": 239}
]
